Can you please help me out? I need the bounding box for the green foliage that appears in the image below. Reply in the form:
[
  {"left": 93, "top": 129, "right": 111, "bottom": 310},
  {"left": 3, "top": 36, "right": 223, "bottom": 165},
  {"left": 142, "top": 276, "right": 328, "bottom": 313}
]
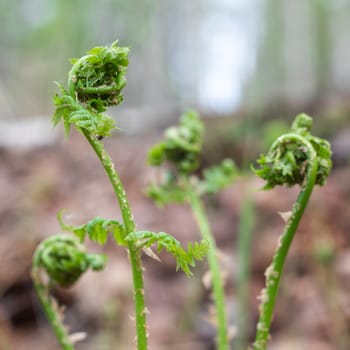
[
  {"left": 252, "top": 114, "right": 333, "bottom": 349},
  {"left": 52, "top": 41, "right": 129, "bottom": 138},
  {"left": 253, "top": 113, "right": 332, "bottom": 189},
  {"left": 125, "top": 231, "right": 209, "bottom": 276},
  {"left": 58, "top": 211, "right": 127, "bottom": 246},
  {"left": 69, "top": 41, "right": 129, "bottom": 112},
  {"left": 37, "top": 42, "right": 220, "bottom": 350},
  {"left": 147, "top": 111, "right": 237, "bottom": 207},
  {"left": 146, "top": 112, "right": 235, "bottom": 349},
  {"left": 291, "top": 113, "right": 313, "bottom": 134},
  {"left": 200, "top": 159, "right": 238, "bottom": 194},
  {"left": 53, "top": 83, "right": 116, "bottom": 137},
  {"left": 33, "top": 234, "right": 106, "bottom": 288},
  {"left": 146, "top": 170, "right": 187, "bottom": 207},
  {"left": 148, "top": 110, "right": 204, "bottom": 174}
]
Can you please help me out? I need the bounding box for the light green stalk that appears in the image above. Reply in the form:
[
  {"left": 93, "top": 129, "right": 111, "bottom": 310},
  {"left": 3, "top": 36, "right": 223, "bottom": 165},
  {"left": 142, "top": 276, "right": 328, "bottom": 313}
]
[
  {"left": 236, "top": 193, "right": 254, "bottom": 350},
  {"left": 50, "top": 41, "right": 148, "bottom": 350},
  {"left": 146, "top": 112, "right": 236, "bottom": 349},
  {"left": 82, "top": 130, "right": 148, "bottom": 350},
  {"left": 32, "top": 270, "right": 75, "bottom": 350},
  {"left": 31, "top": 234, "right": 106, "bottom": 350},
  {"left": 49, "top": 43, "right": 207, "bottom": 350},
  {"left": 188, "top": 190, "right": 229, "bottom": 350},
  {"left": 253, "top": 134, "right": 318, "bottom": 349}
]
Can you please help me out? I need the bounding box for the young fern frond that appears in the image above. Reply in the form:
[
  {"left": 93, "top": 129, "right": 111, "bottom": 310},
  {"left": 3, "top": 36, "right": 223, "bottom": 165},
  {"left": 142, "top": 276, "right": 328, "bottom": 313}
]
[
  {"left": 68, "top": 41, "right": 129, "bottom": 111},
  {"left": 148, "top": 110, "right": 204, "bottom": 173},
  {"left": 31, "top": 234, "right": 106, "bottom": 350},
  {"left": 57, "top": 212, "right": 127, "bottom": 246},
  {"left": 36, "top": 40, "right": 156, "bottom": 350},
  {"left": 146, "top": 158, "right": 237, "bottom": 204},
  {"left": 254, "top": 113, "right": 331, "bottom": 189},
  {"left": 125, "top": 231, "right": 209, "bottom": 277},
  {"left": 252, "top": 113, "right": 332, "bottom": 350},
  {"left": 147, "top": 110, "right": 237, "bottom": 198},
  {"left": 33, "top": 234, "right": 106, "bottom": 287},
  {"left": 41, "top": 41, "right": 208, "bottom": 350},
  {"left": 146, "top": 110, "right": 237, "bottom": 350},
  {"left": 52, "top": 41, "right": 129, "bottom": 138}
]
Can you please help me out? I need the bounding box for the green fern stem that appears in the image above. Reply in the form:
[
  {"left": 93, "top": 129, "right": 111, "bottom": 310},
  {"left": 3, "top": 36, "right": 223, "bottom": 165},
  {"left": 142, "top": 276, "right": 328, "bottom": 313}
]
[
  {"left": 187, "top": 189, "right": 229, "bottom": 350},
  {"left": 82, "top": 130, "right": 148, "bottom": 350},
  {"left": 68, "top": 55, "right": 88, "bottom": 97},
  {"left": 32, "top": 234, "right": 106, "bottom": 350},
  {"left": 32, "top": 256, "right": 75, "bottom": 350},
  {"left": 236, "top": 193, "right": 254, "bottom": 350},
  {"left": 32, "top": 280, "right": 75, "bottom": 350},
  {"left": 253, "top": 134, "right": 318, "bottom": 350},
  {"left": 75, "top": 85, "right": 121, "bottom": 95}
]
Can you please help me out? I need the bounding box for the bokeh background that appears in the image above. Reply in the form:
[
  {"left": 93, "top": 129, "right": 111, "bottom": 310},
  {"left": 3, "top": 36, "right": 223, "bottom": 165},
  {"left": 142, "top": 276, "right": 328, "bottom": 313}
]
[{"left": 1, "top": 1, "right": 350, "bottom": 349}]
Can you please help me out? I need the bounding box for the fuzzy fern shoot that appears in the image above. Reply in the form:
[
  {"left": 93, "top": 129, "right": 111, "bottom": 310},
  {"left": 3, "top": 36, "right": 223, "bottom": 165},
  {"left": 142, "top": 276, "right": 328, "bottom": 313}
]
[
  {"left": 31, "top": 234, "right": 106, "bottom": 350},
  {"left": 254, "top": 113, "right": 331, "bottom": 189},
  {"left": 52, "top": 41, "right": 128, "bottom": 137},
  {"left": 252, "top": 113, "right": 332, "bottom": 350},
  {"left": 147, "top": 110, "right": 237, "bottom": 350},
  {"left": 32, "top": 41, "right": 207, "bottom": 350}
]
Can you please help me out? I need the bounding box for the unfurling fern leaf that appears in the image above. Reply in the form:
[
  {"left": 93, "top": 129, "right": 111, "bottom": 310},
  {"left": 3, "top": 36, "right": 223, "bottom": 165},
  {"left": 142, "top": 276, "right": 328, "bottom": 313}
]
[
  {"left": 125, "top": 231, "right": 208, "bottom": 276},
  {"left": 57, "top": 211, "right": 126, "bottom": 246}
]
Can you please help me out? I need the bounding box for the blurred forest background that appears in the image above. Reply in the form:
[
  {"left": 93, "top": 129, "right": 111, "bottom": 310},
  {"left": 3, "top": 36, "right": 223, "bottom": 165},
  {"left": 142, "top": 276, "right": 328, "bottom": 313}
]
[{"left": 0, "top": 1, "right": 350, "bottom": 350}]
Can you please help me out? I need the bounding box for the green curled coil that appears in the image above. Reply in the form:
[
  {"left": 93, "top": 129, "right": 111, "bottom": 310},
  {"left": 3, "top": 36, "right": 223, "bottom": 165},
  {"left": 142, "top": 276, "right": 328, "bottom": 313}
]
[
  {"left": 33, "top": 234, "right": 106, "bottom": 288},
  {"left": 32, "top": 234, "right": 106, "bottom": 350},
  {"left": 68, "top": 41, "right": 129, "bottom": 112},
  {"left": 147, "top": 110, "right": 237, "bottom": 205},
  {"left": 252, "top": 114, "right": 332, "bottom": 350},
  {"left": 254, "top": 113, "right": 332, "bottom": 189},
  {"left": 52, "top": 41, "right": 129, "bottom": 138},
  {"left": 148, "top": 110, "right": 204, "bottom": 174}
]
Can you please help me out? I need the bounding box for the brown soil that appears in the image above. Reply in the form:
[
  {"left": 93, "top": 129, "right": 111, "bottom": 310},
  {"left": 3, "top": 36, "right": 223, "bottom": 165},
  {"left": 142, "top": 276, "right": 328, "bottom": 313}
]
[{"left": 0, "top": 130, "right": 349, "bottom": 350}]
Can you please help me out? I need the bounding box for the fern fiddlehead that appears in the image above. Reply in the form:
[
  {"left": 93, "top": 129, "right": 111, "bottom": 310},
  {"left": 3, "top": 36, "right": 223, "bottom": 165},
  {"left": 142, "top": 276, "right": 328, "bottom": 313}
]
[
  {"left": 31, "top": 234, "right": 106, "bottom": 350},
  {"left": 252, "top": 114, "right": 332, "bottom": 350},
  {"left": 35, "top": 42, "right": 208, "bottom": 350},
  {"left": 53, "top": 41, "right": 128, "bottom": 138},
  {"left": 147, "top": 111, "right": 237, "bottom": 350}
]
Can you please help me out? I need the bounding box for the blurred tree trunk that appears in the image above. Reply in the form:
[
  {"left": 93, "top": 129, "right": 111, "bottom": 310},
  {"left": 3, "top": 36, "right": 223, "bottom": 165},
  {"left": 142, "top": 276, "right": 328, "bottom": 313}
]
[
  {"left": 246, "top": 0, "right": 286, "bottom": 111},
  {"left": 311, "top": 0, "right": 331, "bottom": 96},
  {"left": 265, "top": 0, "right": 286, "bottom": 95}
]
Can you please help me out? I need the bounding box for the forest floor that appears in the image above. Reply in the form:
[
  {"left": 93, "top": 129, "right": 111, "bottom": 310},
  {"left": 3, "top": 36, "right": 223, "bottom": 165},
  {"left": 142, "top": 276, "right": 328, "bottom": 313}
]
[{"left": 0, "top": 127, "right": 349, "bottom": 350}]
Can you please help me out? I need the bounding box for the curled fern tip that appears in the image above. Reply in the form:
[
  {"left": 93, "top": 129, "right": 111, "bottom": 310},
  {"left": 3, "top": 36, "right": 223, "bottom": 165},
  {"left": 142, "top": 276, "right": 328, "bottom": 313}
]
[
  {"left": 253, "top": 114, "right": 332, "bottom": 189},
  {"left": 33, "top": 234, "right": 107, "bottom": 288},
  {"left": 52, "top": 41, "right": 129, "bottom": 138}
]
